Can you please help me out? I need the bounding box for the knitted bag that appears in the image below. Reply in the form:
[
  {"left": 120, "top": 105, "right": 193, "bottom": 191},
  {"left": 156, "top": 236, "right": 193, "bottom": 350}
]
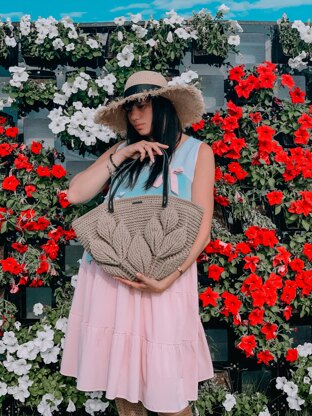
[{"left": 72, "top": 151, "right": 204, "bottom": 281}]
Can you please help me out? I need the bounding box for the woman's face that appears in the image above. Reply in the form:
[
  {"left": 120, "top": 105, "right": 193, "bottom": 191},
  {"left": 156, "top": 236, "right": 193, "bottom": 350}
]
[{"left": 126, "top": 98, "right": 153, "bottom": 137}]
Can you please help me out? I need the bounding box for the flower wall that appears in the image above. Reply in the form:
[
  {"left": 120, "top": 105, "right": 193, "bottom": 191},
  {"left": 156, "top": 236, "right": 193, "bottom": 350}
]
[{"left": 0, "top": 8, "right": 311, "bottom": 416}]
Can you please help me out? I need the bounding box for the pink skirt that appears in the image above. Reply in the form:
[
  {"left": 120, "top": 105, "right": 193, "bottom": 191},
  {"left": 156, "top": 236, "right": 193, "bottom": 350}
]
[{"left": 60, "top": 251, "right": 214, "bottom": 413}]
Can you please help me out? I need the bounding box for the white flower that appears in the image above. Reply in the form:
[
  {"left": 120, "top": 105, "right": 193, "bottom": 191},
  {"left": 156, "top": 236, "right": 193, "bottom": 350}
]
[
  {"left": 73, "top": 101, "right": 83, "bottom": 110},
  {"left": 34, "top": 328, "right": 55, "bottom": 353},
  {"left": 65, "top": 43, "right": 75, "bottom": 51},
  {"left": 66, "top": 399, "right": 76, "bottom": 412},
  {"left": 0, "top": 382, "right": 8, "bottom": 397},
  {"left": 48, "top": 117, "right": 68, "bottom": 134},
  {"left": 131, "top": 24, "right": 148, "bottom": 39},
  {"left": 55, "top": 317, "right": 68, "bottom": 333},
  {"left": 288, "top": 56, "right": 308, "bottom": 71},
  {"left": 79, "top": 72, "right": 91, "bottom": 80},
  {"left": 9, "top": 67, "right": 29, "bottom": 87},
  {"left": 87, "top": 391, "right": 103, "bottom": 399},
  {"left": 180, "top": 70, "right": 198, "bottom": 83},
  {"left": 292, "top": 20, "right": 305, "bottom": 32},
  {"left": 17, "top": 341, "right": 39, "bottom": 360},
  {"left": 299, "top": 25, "right": 312, "bottom": 43},
  {"left": 222, "top": 393, "right": 236, "bottom": 411},
  {"left": 68, "top": 30, "right": 78, "bottom": 39},
  {"left": 12, "top": 358, "right": 32, "bottom": 376},
  {"left": 229, "top": 20, "right": 244, "bottom": 33},
  {"left": 114, "top": 16, "right": 126, "bottom": 26},
  {"left": 258, "top": 406, "right": 270, "bottom": 416},
  {"left": 5, "top": 36, "right": 17, "bottom": 47},
  {"left": 52, "top": 38, "right": 65, "bottom": 50},
  {"left": 146, "top": 38, "right": 158, "bottom": 47},
  {"left": 287, "top": 395, "right": 305, "bottom": 411},
  {"left": 130, "top": 13, "right": 142, "bottom": 24},
  {"left": 41, "top": 345, "right": 60, "bottom": 364},
  {"left": 166, "top": 31, "right": 173, "bottom": 43},
  {"left": 33, "top": 303, "right": 44, "bottom": 316},
  {"left": 73, "top": 76, "right": 88, "bottom": 91},
  {"left": 117, "top": 31, "right": 123, "bottom": 41},
  {"left": 85, "top": 398, "right": 109, "bottom": 415},
  {"left": 307, "top": 366, "right": 312, "bottom": 378},
  {"left": 117, "top": 50, "right": 134, "bottom": 67},
  {"left": 14, "top": 321, "right": 21, "bottom": 331},
  {"left": 283, "top": 381, "right": 298, "bottom": 397},
  {"left": 303, "top": 376, "right": 310, "bottom": 384},
  {"left": 228, "top": 35, "right": 240, "bottom": 46},
  {"left": 86, "top": 39, "right": 99, "bottom": 49},
  {"left": 297, "top": 342, "right": 312, "bottom": 358},
  {"left": 53, "top": 93, "right": 67, "bottom": 106},
  {"left": 218, "top": 4, "right": 230, "bottom": 14},
  {"left": 71, "top": 274, "right": 78, "bottom": 287},
  {"left": 38, "top": 393, "right": 62, "bottom": 416},
  {"left": 174, "top": 28, "right": 190, "bottom": 40},
  {"left": 7, "top": 383, "right": 30, "bottom": 403},
  {"left": 3, "top": 331, "right": 18, "bottom": 347},
  {"left": 164, "top": 10, "right": 184, "bottom": 26}
]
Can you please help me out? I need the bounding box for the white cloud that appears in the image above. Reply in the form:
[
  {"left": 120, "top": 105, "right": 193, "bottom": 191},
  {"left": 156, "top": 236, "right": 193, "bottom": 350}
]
[
  {"left": 60, "top": 11, "right": 87, "bottom": 18},
  {"left": 110, "top": 3, "right": 151, "bottom": 12},
  {"left": 226, "top": 0, "right": 312, "bottom": 12},
  {"left": 0, "top": 12, "right": 24, "bottom": 19}
]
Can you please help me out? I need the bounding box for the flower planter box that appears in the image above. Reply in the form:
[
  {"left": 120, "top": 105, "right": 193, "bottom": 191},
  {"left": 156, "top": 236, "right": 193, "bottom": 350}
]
[
  {"left": 191, "top": 48, "right": 226, "bottom": 65},
  {"left": 22, "top": 54, "right": 61, "bottom": 70},
  {"left": 264, "top": 200, "right": 306, "bottom": 232},
  {"left": 274, "top": 132, "right": 297, "bottom": 148},
  {"left": 0, "top": 45, "right": 19, "bottom": 69}
]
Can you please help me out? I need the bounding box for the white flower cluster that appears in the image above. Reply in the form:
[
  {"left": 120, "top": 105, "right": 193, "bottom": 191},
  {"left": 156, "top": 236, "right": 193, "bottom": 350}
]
[
  {"left": 292, "top": 20, "right": 312, "bottom": 44},
  {"left": 85, "top": 391, "right": 109, "bottom": 415},
  {"left": 54, "top": 71, "right": 116, "bottom": 105},
  {"left": 168, "top": 70, "right": 199, "bottom": 86},
  {"left": 2, "top": 17, "right": 17, "bottom": 48},
  {"left": 275, "top": 342, "right": 312, "bottom": 412},
  {"left": 288, "top": 51, "right": 309, "bottom": 71},
  {"left": 0, "top": 96, "right": 14, "bottom": 111},
  {"left": 222, "top": 393, "right": 271, "bottom": 415},
  {"left": 8, "top": 66, "right": 29, "bottom": 88},
  {"left": 48, "top": 106, "right": 116, "bottom": 146}
]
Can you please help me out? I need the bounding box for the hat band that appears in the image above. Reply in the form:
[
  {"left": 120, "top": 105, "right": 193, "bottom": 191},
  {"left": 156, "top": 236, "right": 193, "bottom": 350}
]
[{"left": 124, "top": 84, "right": 161, "bottom": 98}]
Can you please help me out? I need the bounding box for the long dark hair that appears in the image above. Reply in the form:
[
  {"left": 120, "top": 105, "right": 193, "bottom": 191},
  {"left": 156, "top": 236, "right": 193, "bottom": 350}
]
[{"left": 120, "top": 95, "right": 183, "bottom": 190}]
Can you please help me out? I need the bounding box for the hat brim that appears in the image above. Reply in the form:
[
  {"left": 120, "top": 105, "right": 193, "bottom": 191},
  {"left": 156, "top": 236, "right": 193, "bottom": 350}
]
[{"left": 93, "top": 84, "right": 205, "bottom": 136}]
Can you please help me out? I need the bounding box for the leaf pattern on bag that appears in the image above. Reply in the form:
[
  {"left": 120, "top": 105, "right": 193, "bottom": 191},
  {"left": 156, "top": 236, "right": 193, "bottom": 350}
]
[
  {"left": 157, "top": 227, "right": 187, "bottom": 259},
  {"left": 112, "top": 219, "right": 131, "bottom": 260},
  {"left": 127, "top": 232, "right": 152, "bottom": 275},
  {"left": 144, "top": 216, "right": 164, "bottom": 255},
  {"left": 90, "top": 239, "right": 120, "bottom": 265},
  {"left": 160, "top": 206, "right": 179, "bottom": 234},
  {"left": 97, "top": 212, "right": 116, "bottom": 243}
]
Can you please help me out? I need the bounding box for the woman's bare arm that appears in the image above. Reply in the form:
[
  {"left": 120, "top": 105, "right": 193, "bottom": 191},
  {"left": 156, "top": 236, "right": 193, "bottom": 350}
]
[{"left": 66, "top": 140, "right": 125, "bottom": 205}]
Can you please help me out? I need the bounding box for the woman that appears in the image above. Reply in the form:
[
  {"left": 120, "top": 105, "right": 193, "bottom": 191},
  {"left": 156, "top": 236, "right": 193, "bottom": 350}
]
[{"left": 60, "top": 71, "right": 215, "bottom": 416}]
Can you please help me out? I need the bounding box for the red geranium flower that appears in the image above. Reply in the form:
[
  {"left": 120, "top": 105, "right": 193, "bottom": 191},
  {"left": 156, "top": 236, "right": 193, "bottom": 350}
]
[
  {"left": 286, "top": 348, "right": 298, "bottom": 362},
  {"left": 290, "top": 87, "right": 305, "bottom": 104},
  {"left": 266, "top": 190, "right": 284, "bottom": 205},
  {"left": 11, "top": 242, "right": 28, "bottom": 253},
  {"left": 281, "top": 74, "right": 295, "bottom": 89},
  {"left": 303, "top": 243, "right": 312, "bottom": 261},
  {"left": 25, "top": 185, "right": 36, "bottom": 198},
  {"left": 199, "top": 287, "right": 220, "bottom": 307},
  {"left": 280, "top": 281, "right": 297, "bottom": 304},
  {"left": 58, "top": 191, "right": 71, "bottom": 208},
  {"left": 228, "top": 162, "right": 248, "bottom": 180},
  {"left": 283, "top": 306, "right": 293, "bottom": 321},
  {"left": 5, "top": 127, "right": 19, "bottom": 138},
  {"left": 248, "top": 308, "right": 265, "bottom": 326},
  {"left": 2, "top": 175, "right": 20, "bottom": 191},
  {"left": 1, "top": 257, "right": 24, "bottom": 275},
  {"left": 229, "top": 65, "right": 245, "bottom": 82},
  {"left": 192, "top": 119, "right": 205, "bottom": 131},
  {"left": 36, "top": 260, "right": 50, "bottom": 274},
  {"left": 237, "top": 334, "right": 256, "bottom": 357},
  {"left": 36, "top": 166, "right": 51, "bottom": 177},
  {"left": 227, "top": 101, "right": 243, "bottom": 119},
  {"left": 30, "top": 141, "right": 43, "bottom": 154},
  {"left": 261, "top": 322, "right": 278, "bottom": 340},
  {"left": 250, "top": 112, "right": 262, "bottom": 123},
  {"left": 294, "top": 127, "right": 310, "bottom": 145},
  {"left": 298, "top": 113, "right": 312, "bottom": 129},
  {"left": 257, "top": 350, "right": 275, "bottom": 365},
  {"left": 207, "top": 264, "right": 225, "bottom": 281},
  {"left": 41, "top": 239, "right": 59, "bottom": 260},
  {"left": 51, "top": 164, "right": 67, "bottom": 179},
  {"left": 221, "top": 291, "right": 242, "bottom": 315}
]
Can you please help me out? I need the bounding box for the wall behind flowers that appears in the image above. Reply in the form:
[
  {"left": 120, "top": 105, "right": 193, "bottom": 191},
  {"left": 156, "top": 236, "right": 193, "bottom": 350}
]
[{"left": 0, "top": 8, "right": 311, "bottom": 416}]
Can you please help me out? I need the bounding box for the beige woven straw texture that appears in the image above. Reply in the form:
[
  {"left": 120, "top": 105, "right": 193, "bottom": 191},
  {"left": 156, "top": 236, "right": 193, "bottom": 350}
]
[{"left": 72, "top": 195, "right": 203, "bottom": 281}]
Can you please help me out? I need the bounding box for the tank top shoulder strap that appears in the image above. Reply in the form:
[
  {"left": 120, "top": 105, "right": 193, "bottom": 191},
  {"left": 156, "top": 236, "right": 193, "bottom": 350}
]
[{"left": 171, "top": 136, "right": 203, "bottom": 182}]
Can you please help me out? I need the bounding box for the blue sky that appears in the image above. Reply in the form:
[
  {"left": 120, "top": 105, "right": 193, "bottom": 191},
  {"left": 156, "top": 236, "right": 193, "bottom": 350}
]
[{"left": 1, "top": 0, "right": 312, "bottom": 23}]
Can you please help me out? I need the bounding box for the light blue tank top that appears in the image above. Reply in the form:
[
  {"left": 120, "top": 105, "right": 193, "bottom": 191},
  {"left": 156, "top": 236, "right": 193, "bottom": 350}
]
[{"left": 84, "top": 136, "right": 202, "bottom": 263}]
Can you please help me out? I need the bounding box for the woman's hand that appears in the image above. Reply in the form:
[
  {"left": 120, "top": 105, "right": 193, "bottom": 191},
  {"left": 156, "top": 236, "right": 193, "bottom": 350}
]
[
  {"left": 117, "top": 140, "right": 169, "bottom": 163},
  {"left": 113, "top": 272, "right": 176, "bottom": 294}
]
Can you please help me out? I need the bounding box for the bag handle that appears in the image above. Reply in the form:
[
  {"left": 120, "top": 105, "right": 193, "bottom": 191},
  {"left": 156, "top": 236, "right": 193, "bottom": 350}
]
[{"left": 108, "top": 149, "right": 169, "bottom": 213}]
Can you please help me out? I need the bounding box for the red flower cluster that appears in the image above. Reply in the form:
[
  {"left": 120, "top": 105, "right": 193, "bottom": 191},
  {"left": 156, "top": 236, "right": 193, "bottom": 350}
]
[{"left": 288, "top": 191, "right": 312, "bottom": 216}]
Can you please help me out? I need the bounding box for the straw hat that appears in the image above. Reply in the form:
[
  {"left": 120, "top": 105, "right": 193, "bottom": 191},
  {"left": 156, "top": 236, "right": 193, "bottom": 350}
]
[{"left": 94, "top": 70, "right": 205, "bottom": 135}]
